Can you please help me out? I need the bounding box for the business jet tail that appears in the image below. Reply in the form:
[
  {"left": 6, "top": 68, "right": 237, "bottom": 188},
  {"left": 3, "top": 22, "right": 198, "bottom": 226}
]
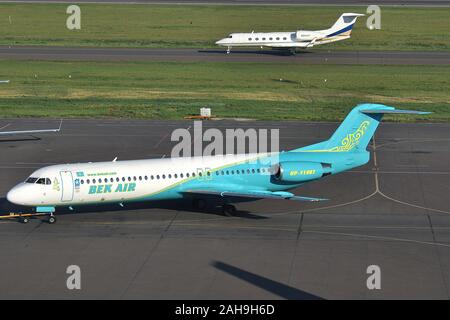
[{"left": 322, "top": 13, "right": 365, "bottom": 39}]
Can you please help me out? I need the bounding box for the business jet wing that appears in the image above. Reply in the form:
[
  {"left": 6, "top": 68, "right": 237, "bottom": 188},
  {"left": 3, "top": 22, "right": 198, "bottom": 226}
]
[
  {"left": 0, "top": 120, "right": 62, "bottom": 136},
  {"left": 182, "top": 189, "right": 327, "bottom": 202}
]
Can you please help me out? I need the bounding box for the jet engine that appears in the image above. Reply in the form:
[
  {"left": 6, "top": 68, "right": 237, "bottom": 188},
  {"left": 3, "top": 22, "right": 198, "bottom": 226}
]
[
  {"left": 272, "top": 161, "right": 331, "bottom": 183},
  {"left": 295, "top": 30, "right": 323, "bottom": 41}
]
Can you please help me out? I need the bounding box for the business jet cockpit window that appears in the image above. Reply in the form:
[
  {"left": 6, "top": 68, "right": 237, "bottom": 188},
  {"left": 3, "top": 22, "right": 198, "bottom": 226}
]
[{"left": 228, "top": 35, "right": 233, "bottom": 38}]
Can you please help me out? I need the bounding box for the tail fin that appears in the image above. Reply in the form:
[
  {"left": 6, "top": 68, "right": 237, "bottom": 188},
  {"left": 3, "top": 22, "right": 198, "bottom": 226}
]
[
  {"left": 323, "top": 13, "right": 365, "bottom": 38},
  {"left": 293, "top": 104, "right": 431, "bottom": 153}
]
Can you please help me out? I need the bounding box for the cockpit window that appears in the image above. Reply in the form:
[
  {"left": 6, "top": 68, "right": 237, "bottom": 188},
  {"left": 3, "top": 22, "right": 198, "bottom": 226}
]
[
  {"left": 228, "top": 35, "right": 232, "bottom": 38},
  {"left": 25, "top": 177, "right": 38, "bottom": 183},
  {"left": 26, "top": 177, "right": 51, "bottom": 185}
]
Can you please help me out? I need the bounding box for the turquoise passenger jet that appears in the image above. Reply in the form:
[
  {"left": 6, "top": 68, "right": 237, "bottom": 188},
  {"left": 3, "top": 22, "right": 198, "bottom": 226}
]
[{"left": 7, "top": 104, "right": 429, "bottom": 221}]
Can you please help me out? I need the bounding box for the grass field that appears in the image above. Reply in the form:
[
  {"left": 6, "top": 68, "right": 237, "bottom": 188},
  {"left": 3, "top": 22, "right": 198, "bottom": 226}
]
[
  {"left": 0, "top": 60, "right": 448, "bottom": 122},
  {"left": 0, "top": 4, "right": 450, "bottom": 51}
]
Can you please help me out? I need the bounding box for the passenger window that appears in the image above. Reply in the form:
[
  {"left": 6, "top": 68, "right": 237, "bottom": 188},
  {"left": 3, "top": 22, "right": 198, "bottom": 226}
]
[
  {"left": 283, "top": 37, "right": 287, "bottom": 40},
  {"left": 93, "top": 179, "right": 96, "bottom": 184},
  {"left": 87, "top": 179, "right": 90, "bottom": 184},
  {"left": 248, "top": 38, "right": 252, "bottom": 41},
  {"left": 276, "top": 37, "right": 280, "bottom": 40}
]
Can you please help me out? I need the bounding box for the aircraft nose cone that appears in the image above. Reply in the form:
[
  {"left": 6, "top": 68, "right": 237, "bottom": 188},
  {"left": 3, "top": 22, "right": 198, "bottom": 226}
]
[
  {"left": 216, "top": 39, "right": 225, "bottom": 45},
  {"left": 7, "top": 186, "right": 22, "bottom": 205}
]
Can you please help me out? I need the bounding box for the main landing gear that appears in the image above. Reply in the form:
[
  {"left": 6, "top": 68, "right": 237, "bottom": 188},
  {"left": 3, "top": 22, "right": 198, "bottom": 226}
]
[
  {"left": 191, "top": 198, "right": 237, "bottom": 216},
  {"left": 226, "top": 46, "right": 232, "bottom": 54},
  {"left": 222, "top": 204, "right": 237, "bottom": 216}
]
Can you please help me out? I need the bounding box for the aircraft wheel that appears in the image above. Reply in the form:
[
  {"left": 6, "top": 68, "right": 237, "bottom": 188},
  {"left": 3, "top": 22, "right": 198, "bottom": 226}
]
[
  {"left": 20, "top": 217, "right": 29, "bottom": 224},
  {"left": 192, "top": 199, "right": 207, "bottom": 211},
  {"left": 48, "top": 216, "right": 57, "bottom": 224},
  {"left": 223, "top": 204, "right": 237, "bottom": 216}
]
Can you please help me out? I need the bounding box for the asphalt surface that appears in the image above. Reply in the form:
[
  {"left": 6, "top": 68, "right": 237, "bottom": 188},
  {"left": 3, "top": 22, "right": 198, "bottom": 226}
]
[
  {"left": 1, "top": 0, "right": 450, "bottom": 6},
  {"left": 1, "top": 46, "right": 449, "bottom": 64},
  {"left": 0, "top": 118, "right": 449, "bottom": 299}
]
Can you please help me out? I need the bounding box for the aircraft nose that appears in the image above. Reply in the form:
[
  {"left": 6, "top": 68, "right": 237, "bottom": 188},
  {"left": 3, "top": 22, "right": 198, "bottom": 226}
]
[
  {"left": 215, "top": 39, "right": 225, "bottom": 45},
  {"left": 7, "top": 186, "right": 24, "bottom": 205}
]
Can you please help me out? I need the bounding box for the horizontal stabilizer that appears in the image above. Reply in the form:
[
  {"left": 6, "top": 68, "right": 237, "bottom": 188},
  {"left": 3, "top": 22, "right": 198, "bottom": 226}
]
[
  {"left": 361, "top": 109, "right": 431, "bottom": 115},
  {"left": 182, "top": 189, "right": 327, "bottom": 202}
]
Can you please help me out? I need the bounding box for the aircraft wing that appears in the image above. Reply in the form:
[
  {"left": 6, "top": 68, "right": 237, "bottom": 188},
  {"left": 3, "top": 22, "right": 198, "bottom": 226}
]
[
  {"left": 0, "top": 120, "right": 62, "bottom": 136},
  {"left": 182, "top": 189, "right": 327, "bottom": 202},
  {"left": 0, "top": 128, "right": 61, "bottom": 136}
]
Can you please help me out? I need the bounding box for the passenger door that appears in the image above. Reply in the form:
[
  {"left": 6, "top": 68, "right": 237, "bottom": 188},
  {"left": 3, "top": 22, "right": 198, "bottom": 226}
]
[{"left": 60, "top": 171, "right": 74, "bottom": 202}]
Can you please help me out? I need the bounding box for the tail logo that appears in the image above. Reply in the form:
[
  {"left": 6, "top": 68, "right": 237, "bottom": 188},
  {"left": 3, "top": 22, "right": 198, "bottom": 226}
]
[
  {"left": 330, "top": 120, "right": 370, "bottom": 152},
  {"left": 304, "top": 120, "right": 370, "bottom": 152}
]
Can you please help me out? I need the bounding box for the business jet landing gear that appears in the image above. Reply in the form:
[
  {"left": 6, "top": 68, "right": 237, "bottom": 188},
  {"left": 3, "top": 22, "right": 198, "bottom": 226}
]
[
  {"left": 222, "top": 204, "right": 237, "bottom": 216},
  {"left": 226, "top": 46, "right": 231, "bottom": 54},
  {"left": 289, "top": 48, "right": 297, "bottom": 56}
]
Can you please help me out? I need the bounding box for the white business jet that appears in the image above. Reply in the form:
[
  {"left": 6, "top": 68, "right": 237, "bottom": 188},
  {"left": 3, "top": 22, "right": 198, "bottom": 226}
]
[{"left": 216, "top": 13, "right": 364, "bottom": 54}]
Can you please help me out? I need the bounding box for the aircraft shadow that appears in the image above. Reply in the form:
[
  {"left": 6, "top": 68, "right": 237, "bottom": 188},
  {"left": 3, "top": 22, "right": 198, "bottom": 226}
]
[
  {"left": 198, "top": 49, "right": 313, "bottom": 57},
  {"left": 0, "top": 197, "right": 267, "bottom": 220},
  {"left": 212, "top": 261, "right": 323, "bottom": 300}
]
